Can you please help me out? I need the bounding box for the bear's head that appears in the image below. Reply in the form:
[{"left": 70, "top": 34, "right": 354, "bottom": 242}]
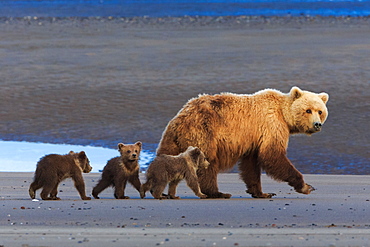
[
  {"left": 290, "top": 86, "right": 329, "bottom": 135},
  {"left": 69, "top": 151, "right": 92, "bottom": 173},
  {"left": 186, "top": 146, "right": 210, "bottom": 169},
  {"left": 118, "top": 141, "right": 142, "bottom": 162}
]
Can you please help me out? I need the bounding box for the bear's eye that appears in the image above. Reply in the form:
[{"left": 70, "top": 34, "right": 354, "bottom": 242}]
[
  {"left": 318, "top": 110, "right": 322, "bottom": 115},
  {"left": 306, "top": 109, "right": 312, "bottom": 114},
  {"left": 127, "top": 150, "right": 131, "bottom": 154}
]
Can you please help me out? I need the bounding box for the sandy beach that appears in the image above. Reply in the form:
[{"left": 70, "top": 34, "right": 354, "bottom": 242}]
[{"left": 1, "top": 172, "right": 370, "bottom": 246}]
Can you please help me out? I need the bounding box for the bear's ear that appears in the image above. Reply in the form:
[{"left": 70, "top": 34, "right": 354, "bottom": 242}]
[
  {"left": 290, "top": 86, "right": 304, "bottom": 100},
  {"left": 78, "top": 151, "right": 86, "bottom": 160},
  {"left": 135, "top": 141, "right": 142, "bottom": 149},
  {"left": 318, "top": 92, "right": 329, "bottom": 104},
  {"left": 118, "top": 143, "right": 125, "bottom": 150},
  {"left": 68, "top": 151, "right": 75, "bottom": 155}
]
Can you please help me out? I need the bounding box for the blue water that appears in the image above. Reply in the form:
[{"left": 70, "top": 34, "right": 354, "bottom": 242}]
[{"left": 1, "top": 0, "right": 370, "bottom": 17}]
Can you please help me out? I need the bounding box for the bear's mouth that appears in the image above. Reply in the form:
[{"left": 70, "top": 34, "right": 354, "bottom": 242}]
[{"left": 306, "top": 128, "right": 321, "bottom": 134}]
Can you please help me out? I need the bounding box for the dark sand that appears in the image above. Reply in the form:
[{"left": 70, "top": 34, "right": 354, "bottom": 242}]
[
  {"left": 0, "top": 16, "right": 369, "bottom": 174},
  {"left": 1, "top": 172, "right": 370, "bottom": 246}
]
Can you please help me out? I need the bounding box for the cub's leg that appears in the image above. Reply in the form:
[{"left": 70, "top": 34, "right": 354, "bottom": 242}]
[
  {"left": 40, "top": 182, "right": 55, "bottom": 200},
  {"left": 128, "top": 174, "right": 141, "bottom": 193},
  {"left": 168, "top": 179, "right": 181, "bottom": 199},
  {"left": 151, "top": 180, "right": 168, "bottom": 199},
  {"left": 72, "top": 174, "right": 91, "bottom": 200},
  {"left": 114, "top": 178, "right": 129, "bottom": 199},
  {"left": 239, "top": 154, "right": 276, "bottom": 198},
  {"left": 92, "top": 179, "right": 112, "bottom": 199},
  {"left": 140, "top": 179, "right": 152, "bottom": 198},
  {"left": 185, "top": 174, "right": 207, "bottom": 199},
  {"left": 50, "top": 183, "right": 61, "bottom": 200}
]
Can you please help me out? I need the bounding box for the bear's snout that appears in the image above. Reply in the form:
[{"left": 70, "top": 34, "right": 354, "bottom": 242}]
[{"left": 314, "top": 122, "right": 322, "bottom": 131}]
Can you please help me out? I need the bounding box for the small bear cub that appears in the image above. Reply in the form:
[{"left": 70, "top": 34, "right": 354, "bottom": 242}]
[
  {"left": 92, "top": 141, "right": 142, "bottom": 199},
  {"left": 140, "top": 146, "right": 209, "bottom": 199},
  {"left": 29, "top": 151, "right": 92, "bottom": 200}
]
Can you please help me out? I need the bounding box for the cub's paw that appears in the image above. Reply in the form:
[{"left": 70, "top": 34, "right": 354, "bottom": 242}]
[
  {"left": 296, "top": 183, "right": 316, "bottom": 194},
  {"left": 169, "top": 195, "right": 181, "bottom": 199},
  {"left": 199, "top": 194, "right": 208, "bottom": 199},
  {"left": 82, "top": 196, "right": 91, "bottom": 200}
]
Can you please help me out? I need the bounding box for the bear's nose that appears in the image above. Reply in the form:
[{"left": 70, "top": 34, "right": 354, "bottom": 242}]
[
  {"left": 314, "top": 122, "right": 322, "bottom": 130},
  {"left": 132, "top": 153, "right": 137, "bottom": 158}
]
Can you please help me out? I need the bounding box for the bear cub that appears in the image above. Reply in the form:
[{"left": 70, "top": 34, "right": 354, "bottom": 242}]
[
  {"left": 140, "top": 146, "right": 209, "bottom": 199},
  {"left": 29, "top": 151, "right": 92, "bottom": 200},
  {"left": 92, "top": 141, "right": 142, "bottom": 199}
]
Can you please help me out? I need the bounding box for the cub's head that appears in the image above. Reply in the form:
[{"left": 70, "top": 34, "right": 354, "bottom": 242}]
[
  {"left": 69, "top": 151, "right": 92, "bottom": 173},
  {"left": 290, "top": 86, "right": 329, "bottom": 135},
  {"left": 118, "top": 141, "right": 142, "bottom": 162},
  {"left": 186, "top": 146, "right": 210, "bottom": 169}
]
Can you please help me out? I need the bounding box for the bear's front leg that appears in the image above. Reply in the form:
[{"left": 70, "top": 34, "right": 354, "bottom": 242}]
[
  {"left": 239, "top": 154, "right": 276, "bottom": 198},
  {"left": 259, "top": 148, "right": 314, "bottom": 196},
  {"left": 72, "top": 174, "right": 91, "bottom": 200},
  {"left": 114, "top": 178, "right": 130, "bottom": 199},
  {"left": 197, "top": 166, "right": 231, "bottom": 199}
]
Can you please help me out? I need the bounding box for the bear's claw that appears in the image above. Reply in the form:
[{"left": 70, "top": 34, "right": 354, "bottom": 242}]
[{"left": 247, "top": 190, "right": 276, "bottom": 198}]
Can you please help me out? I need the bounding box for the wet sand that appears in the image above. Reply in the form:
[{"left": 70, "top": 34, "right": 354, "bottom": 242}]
[
  {"left": 1, "top": 17, "right": 369, "bottom": 174},
  {"left": 1, "top": 172, "right": 370, "bottom": 246}
]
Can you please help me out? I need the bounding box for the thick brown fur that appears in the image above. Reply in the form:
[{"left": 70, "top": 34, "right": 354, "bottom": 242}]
[
  {"left": 29, "top": 151, "right": 92, "bottom": 200},
  {"left": 140, "top": 146, "right": 209, "bottom": 199},
  {"left": 156, "top": 86, "right": 329, "bottom": 198},
  {"left": 92, "top": 141, "right": 142, "bottom": 199}
]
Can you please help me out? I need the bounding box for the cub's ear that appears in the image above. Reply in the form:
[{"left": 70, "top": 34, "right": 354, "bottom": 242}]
[
  {"left": 318, "top": 92, "right": 329, "bottom": 104},
  {"left": 118, "top": 143, "right": 125, "bottom": 150},
  {"left": 78, "top": 151, "right": 87, "bottom": 159},
  {"left": 290, "top": 86, "right": 303, "bottom": 100},
  {"left": 135, "top": 141, "right": 142, "bottom": 149},
  {"left": 68, "top": 151, "right": 75, "bottom": 155},
  {"left": 189, "top": 147, "right": 201, "bottom": 161}
]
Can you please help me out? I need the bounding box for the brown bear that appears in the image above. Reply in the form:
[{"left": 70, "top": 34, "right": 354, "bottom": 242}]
[
  {"left": 92, "top": 142, "right": 142, "bottom": 199},
  {"left": 157, "top": 86, "right": 329, "bottom": 199},
  {"left": 140, "top": 146, "right": 210, "bottom": 199},
  {"left": 29, "top": 151, "right": 92, "bottom": 200}
]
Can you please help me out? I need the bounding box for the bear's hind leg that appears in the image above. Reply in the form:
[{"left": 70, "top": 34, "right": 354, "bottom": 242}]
[
  {"left": 50, "top": 183, "right": 61, "bottom": 200},
  {"left": 197, "top": 166, "right": 231, "bottom": 199},
  {"left": 239, "top": 154, "right": 276, "bottom": 198},
  {"left": 92, "top": 179, "right": 112, "bottom": 199},
  {"left": 40, "top": 183, "right": 55, "bottom": 200},
  {"left": 151, "top": 181, "right": 168, "bottom": 199},
  {"left": 168, "top": 179, "right": 181, "bottom": 199}
]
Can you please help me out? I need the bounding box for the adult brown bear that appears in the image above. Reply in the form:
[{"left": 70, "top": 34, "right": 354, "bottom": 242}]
[{"left": 156, "top": 87, "right": 329, "bottom": 198}]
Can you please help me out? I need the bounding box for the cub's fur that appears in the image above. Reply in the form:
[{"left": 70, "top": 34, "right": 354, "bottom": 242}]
[
  {"left": 140, "top": 146, "right": 209, "bottom": 199},
  {"left": 29, "top": 151, "right": 92, "bottom": 200},
  {"left": 92, "top": 142, "right": 142, "bottom": 199}
]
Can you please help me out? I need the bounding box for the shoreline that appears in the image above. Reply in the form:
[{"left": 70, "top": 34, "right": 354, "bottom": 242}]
[{"left": 2, "top": 15, "right": 370, "bottom": 28}]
